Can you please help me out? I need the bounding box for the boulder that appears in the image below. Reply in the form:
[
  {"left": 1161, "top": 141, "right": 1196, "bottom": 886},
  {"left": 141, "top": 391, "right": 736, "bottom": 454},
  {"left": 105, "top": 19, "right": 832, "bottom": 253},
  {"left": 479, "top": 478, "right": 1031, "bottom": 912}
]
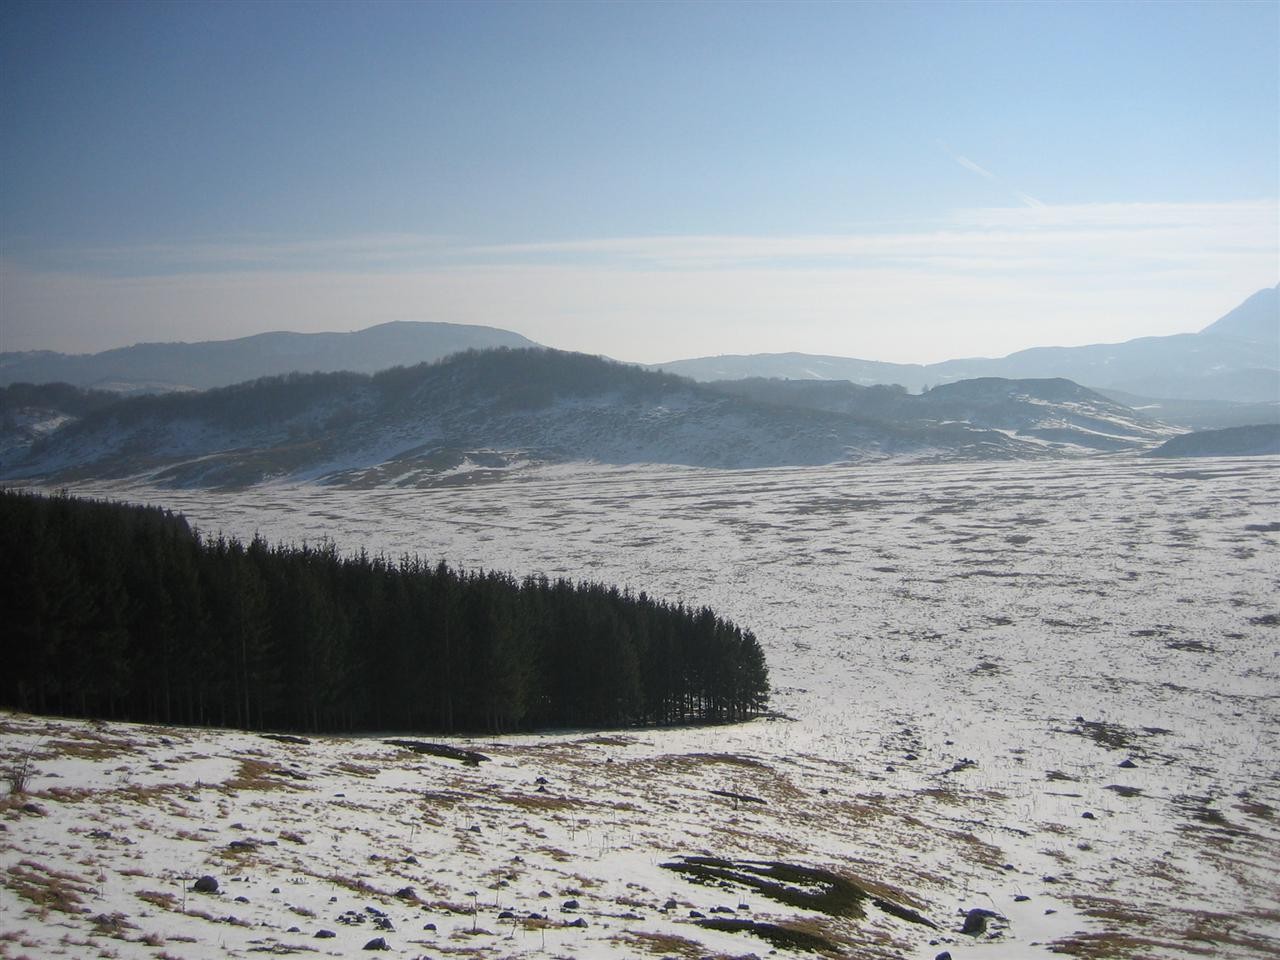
[{"left": 961, "top": 906, "right": 999, "bottom": 935}]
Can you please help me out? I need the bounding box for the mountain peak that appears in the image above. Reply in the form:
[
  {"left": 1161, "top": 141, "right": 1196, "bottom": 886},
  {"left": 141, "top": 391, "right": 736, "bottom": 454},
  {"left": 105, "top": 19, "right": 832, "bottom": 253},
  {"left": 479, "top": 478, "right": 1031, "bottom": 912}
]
[{"left": 1198, "top": 284, "right": 1279, "bottom": 342}]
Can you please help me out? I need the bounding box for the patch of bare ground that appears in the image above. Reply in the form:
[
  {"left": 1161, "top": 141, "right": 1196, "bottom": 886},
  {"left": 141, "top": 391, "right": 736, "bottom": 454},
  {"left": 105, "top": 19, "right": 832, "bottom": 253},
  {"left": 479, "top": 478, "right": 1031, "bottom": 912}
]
[
  {"left": 683, "top": 752, "right": 771, "bottom": 770},
  {"left": 3, "top": 859, "right": 93, "bottom": 916},
  {"left": 1050, "top": 931, "right": 1215, "bottom": 959},
  {"left": 134, "top": 890, "right": 178, "bottom": 911},
  {"left": 37, "top": 731, "right": 143, "bottom": 762},
  {"left": 491, "top": 788, "right": 588, "bottom": 813},
  {"left": 616, "top": 930, "right": 716, "bottom": 958},
  {"left": 569, "top": 734, "right": 639, "bottom": 748},
  {"left": 332, "top": 760, "right": 379, "bottom": 777},
  {"left": 221, "top": 758, "right": 306, "bottom": 792},
  {"left": 1235, "top": 799, "right": 1274, "bottom": 820}
]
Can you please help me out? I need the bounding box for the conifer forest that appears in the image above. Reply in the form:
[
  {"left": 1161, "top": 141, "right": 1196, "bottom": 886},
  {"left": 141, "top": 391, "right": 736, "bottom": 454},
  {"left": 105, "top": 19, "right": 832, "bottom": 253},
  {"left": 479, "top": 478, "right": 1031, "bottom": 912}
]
[{"left": 0, "top": 490, "right": 770, "bottom": 734}]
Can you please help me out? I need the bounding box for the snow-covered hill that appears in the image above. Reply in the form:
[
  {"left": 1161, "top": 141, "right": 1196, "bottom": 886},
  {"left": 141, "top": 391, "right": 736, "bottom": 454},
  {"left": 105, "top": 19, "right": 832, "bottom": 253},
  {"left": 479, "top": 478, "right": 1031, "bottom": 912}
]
[
  {"left": 710, "top": 376, "right": 1178, "bottom": 453},
  {"left": 5, "top": 455, "right": 1277, "bottom": 959},
  {"left": 1, "top": 349, "right": 1161, "bottom": 488}
]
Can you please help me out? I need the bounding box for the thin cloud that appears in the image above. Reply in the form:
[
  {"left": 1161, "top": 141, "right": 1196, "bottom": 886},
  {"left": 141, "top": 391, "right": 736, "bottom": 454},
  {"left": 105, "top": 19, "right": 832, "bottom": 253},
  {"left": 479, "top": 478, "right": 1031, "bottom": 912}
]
[
  {"left": 956, "top": 155, "right": 998, "bottom": 180},
  {"left": 940, "top": 141, "right": 1045, "bottom": 209}
]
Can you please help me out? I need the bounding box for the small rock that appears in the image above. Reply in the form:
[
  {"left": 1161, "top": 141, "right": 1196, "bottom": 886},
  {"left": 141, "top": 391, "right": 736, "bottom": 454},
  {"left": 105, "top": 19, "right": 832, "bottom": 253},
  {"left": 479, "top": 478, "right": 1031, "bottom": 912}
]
[
  {"left": 362, "top": 937, "right": 390, "bottom": 950},
  {"left": 395, "top": 886, "right": 415, "bottom": 899},
  {"left": 936, "top": 952, "right": 953, "bottom": 960},
  {"left": 905, "top": 753, "right": 918, "bottom": 761},
  {"left": 315, "top": 930, "right": 336, "bottom": 939},
  {"left": 235, "top": 895, "right": 249, "bottom": 903},
  {"left": 1081, "top": 811, "right": 1096, "bottom": 820},
  {"left": 423, "top": 922, "right": 437, "bottom": 931},
  {"left": 272, "top": 887, "right": 281, "bottom": 894},
  {"left": 404, "top": 855, "right": 419, "bottom": 865},
  {"left": 498, "top": 910, "right": 515, "bottom": 919},
  {"left": 566, "top": 917, "right": 588, "bottom": 928},
  {"left": 689, "top": 909, "right": 705, "bottom": 918},
  {"left": 562, "top": 899, "right": 580, "bottom": 910},
  {"left": 538, "top": 890, "right": 551, "bottom": 899},
  {"left": 1119, "top": 758, "right": 1137, "bottom": 769},
  {"left": 469, "top": 825, "right": 481, "bottom": 833},
  {"left": 20, "top": 802, "right": 45, "bottom": 816},
  {"left": 192, "top": 875, "right": 219, "bottom": 894},
  {"left": 287, "top": 926, "right": 299, "bottom": 933},
  {"left": 1014, "top": 894, "right": 1031, "bottom": 902}
]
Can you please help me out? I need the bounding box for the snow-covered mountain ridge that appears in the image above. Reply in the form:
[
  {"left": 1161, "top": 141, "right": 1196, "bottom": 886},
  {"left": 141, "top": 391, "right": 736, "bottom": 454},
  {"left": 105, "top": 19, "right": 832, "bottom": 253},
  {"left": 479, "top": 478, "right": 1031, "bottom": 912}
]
[
  {"left": 652, "top": 284, "right": 1280, "bottom": 407},
  {"left": 0, "top": 349, "right": 1176, "bottom": 487}
]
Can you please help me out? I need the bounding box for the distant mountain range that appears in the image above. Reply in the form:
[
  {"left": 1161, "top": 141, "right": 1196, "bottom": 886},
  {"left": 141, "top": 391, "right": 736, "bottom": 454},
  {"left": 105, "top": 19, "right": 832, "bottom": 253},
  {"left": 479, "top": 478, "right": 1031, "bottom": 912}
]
[
  {"left": 0, "top": 349, "right": 1179, "bottom": 488},
  {"left": 651, "top": 285, "right": 1280, "bottom": 407},
  {"left": 3, "top": 287, "right": 1274, "bottom": 415},
  {"left": 0, "top": 321, "right": 536, "bottom": 393}
]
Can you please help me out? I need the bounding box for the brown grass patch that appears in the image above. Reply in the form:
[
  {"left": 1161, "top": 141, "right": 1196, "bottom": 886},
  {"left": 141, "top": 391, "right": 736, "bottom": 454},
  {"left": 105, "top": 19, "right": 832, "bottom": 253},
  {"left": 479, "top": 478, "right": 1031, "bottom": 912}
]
[
  {"left": 493, "top": 789, "right": 583, "bottom": 812},
  {"left": 335, "top": 761, "right": 379, "bottom": 777},
  {"left": 1050, "top": 931, "right": 1208, "bottom": 959},
  {"left": 221, "top": 759, "right": 303, "bottom": 793},
  {"left": 38, "top": 733, "right": 141, "bottom": 762},
  {"left": 533, "top": 846, "right": 574, "bottom": 862},
  {"left": 3, "top": 859, "right": 93, "bottom": 915},
  {"left": 617, "top": 930, "right": 712, "bottom": 958},
  {"left": 683, "top": 752, "right": 770, "bottom": 770},
  {"left": 135, "top": 890, "right": 178, "bottom": 911}
]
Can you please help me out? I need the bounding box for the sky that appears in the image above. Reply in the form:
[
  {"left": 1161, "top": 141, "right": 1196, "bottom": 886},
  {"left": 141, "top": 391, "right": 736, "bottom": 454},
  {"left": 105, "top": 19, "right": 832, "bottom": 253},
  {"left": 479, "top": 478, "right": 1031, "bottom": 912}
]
[{"left": 1, "top": 0, "right": 1277, "bottom": 364}]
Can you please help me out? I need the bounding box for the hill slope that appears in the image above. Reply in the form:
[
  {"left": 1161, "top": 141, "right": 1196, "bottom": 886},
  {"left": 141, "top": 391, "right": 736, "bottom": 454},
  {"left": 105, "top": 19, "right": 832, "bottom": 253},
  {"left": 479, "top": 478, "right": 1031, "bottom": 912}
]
[
  {"left": 1147, "top": 423, "right": 1280, "bottom": 458},
  {"left": 709, "top": 377, "right": 1175, "bottom": 452},
  {"left": 0, "top": 321, "right": 539, "bottom": 393},
  {"left": 1, "top": 350, "right": 1139, "bottom": 488}
]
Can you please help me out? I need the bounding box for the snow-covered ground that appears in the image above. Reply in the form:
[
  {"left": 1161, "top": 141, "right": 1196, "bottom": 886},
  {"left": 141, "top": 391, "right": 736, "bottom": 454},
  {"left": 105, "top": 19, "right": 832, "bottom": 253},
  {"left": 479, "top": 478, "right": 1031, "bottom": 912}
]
[{"left": 4, "top": 455, "right": 1278, "bottom": 959}]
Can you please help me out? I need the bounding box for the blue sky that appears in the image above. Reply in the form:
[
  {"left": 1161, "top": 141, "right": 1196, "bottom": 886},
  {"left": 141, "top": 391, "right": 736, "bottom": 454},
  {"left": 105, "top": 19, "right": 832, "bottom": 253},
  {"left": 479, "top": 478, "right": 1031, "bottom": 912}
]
[{"left": 2, "top": 0, "right": 1276, "bottom": 362}]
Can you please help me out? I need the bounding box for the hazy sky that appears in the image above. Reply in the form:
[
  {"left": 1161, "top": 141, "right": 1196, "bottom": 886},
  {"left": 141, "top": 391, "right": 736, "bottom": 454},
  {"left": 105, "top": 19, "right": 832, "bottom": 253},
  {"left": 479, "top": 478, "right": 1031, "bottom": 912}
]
[{"left": 2, "top": 0, "right": 1277, "bottom": 363}]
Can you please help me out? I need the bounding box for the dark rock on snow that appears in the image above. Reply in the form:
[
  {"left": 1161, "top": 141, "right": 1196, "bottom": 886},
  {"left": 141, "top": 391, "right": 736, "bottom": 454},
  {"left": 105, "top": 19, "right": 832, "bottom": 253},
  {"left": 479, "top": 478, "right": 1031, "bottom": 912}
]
[{"left": 962, "top": 906, "right": 1000, "bottom": 935}]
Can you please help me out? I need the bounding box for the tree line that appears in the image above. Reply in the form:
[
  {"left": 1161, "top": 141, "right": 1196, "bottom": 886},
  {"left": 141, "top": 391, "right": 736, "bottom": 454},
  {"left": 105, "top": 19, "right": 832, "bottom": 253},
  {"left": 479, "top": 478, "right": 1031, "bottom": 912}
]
[{"left": 0, "top": 489, "right": 769, "bottom": 733}]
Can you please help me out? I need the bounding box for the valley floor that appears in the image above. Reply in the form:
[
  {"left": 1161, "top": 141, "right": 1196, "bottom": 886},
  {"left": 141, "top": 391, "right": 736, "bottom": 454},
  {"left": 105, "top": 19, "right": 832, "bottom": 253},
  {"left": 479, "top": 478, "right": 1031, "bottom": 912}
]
[{"left": 3, "top": 455, "right": 1279, "bottom": 959}]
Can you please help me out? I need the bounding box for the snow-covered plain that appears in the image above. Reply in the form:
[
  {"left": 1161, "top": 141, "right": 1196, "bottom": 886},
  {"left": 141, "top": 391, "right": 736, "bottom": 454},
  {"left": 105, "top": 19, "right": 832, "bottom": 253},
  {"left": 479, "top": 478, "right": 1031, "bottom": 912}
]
[{"left": 3, "top": 455, "right": 1278, "bottom": 959}]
